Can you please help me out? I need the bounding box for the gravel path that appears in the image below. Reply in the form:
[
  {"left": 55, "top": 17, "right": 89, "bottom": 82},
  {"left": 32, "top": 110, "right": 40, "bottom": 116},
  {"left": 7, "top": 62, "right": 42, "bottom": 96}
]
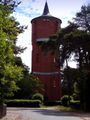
[
  {"left": 1, "top": 109, "right": 22, "bottom": 120},
  {"left": 1, "top": 107, "right": 90, "bottom": 120}
]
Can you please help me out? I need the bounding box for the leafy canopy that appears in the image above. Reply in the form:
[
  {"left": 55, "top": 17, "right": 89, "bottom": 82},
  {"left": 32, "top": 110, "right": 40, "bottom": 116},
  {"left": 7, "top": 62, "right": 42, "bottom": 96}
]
[{"left": 0, "top": 0, "right": 26, "bottom": 103}]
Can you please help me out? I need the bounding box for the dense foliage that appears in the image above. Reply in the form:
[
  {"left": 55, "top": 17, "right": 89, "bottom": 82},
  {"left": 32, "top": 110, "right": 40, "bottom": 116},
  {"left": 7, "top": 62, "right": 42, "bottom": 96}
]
[
  {"left": 10, "top": 57, "right": 43, "bottom": 99},
  {"left": 6, "top": 99, "right": 41, "bottom": 107},
  {"left": 41, "top": 4, "right": 90, "bottom": 111},
  {"left": 0, "top": 0, "right": 26, "bottom": 104}
]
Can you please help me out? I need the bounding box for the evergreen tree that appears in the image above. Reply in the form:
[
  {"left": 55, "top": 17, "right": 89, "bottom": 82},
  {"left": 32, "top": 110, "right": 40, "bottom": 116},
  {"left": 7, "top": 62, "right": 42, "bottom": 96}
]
[
  {"left": 73, "top": 4, "right": 90, "bottom": 32},
  {"left": 41, "top": 4, "right": 90, "bottom": 111}
]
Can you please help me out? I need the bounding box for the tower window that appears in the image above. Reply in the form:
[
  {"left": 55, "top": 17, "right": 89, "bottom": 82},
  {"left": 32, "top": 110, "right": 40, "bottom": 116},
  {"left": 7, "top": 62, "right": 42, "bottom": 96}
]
[{"left": 43, "top": 19, "right": 50, "bottom": 22}]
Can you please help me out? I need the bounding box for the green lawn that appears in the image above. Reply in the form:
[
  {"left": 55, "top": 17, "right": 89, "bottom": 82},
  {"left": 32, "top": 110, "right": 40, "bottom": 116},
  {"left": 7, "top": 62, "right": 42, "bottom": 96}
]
[{"left": 41, "top": 105, "right": 82, "bottom": 113}]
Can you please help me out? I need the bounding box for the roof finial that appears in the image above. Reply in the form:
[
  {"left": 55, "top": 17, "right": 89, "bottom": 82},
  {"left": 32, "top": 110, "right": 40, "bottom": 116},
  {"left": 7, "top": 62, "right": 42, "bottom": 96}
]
[{"left": 42, "top": 1, "right": 50, "bottom": 16}]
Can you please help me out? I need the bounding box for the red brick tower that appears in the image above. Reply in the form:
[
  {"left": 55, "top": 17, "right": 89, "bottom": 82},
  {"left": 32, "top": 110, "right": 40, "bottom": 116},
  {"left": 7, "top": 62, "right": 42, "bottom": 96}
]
[{"left": 31, "top": 1, "right": 62, "bottom": 101}]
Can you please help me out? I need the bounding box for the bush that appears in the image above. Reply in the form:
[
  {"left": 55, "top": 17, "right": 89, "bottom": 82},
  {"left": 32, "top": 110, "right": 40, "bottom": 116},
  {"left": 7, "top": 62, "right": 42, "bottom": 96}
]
[
  {"left": 6, "top": 99, "right": 41, "bottom": 107},
  {"left": 70, "top": 100, "right": 80, "bottom": 109},
  {"left": 61, "top": 95, "right": 72, "bottom": 106},
  {"left": 32, "top": 93, "right": 44, "bottom": 102}
]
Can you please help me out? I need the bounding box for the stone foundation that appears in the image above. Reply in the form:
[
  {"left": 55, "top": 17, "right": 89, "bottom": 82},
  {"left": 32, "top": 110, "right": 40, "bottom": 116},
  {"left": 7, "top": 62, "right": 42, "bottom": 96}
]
[{"left": 0, "top": 104, "right": 7, "bottom": 118}]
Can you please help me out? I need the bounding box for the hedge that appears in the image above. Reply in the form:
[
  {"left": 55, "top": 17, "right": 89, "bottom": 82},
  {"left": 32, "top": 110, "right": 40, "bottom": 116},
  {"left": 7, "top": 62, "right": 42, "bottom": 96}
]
[
  {"left": 44, "top": 101, "right": 61, "bottom": 106},
  {"left": 70, "top": 100, "right": 80, "bottom": 109},
  {"left": 6, "top": 99, "right": 41, "bottom": 107},
  {"left": 60, "top": 95, "right": 70, "bottom": 106}
]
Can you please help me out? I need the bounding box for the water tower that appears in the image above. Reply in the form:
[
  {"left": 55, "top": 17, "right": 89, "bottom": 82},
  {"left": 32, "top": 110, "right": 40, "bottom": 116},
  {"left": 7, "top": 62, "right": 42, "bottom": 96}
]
[{"left": 31, "top": 1, "right": 62, "bottom": 101}]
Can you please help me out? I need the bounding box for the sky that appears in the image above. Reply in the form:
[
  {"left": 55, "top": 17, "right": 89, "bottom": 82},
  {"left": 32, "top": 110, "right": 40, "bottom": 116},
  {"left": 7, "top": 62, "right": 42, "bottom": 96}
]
[{"left": 14, "top": 0, "right": 90, "bottom": 71}]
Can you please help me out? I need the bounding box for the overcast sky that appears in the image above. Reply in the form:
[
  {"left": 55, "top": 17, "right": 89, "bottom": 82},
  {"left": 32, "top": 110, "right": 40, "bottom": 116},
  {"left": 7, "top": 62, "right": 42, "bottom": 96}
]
[{"left": 14, "top": 0, "right": 90, "bottom": 71}]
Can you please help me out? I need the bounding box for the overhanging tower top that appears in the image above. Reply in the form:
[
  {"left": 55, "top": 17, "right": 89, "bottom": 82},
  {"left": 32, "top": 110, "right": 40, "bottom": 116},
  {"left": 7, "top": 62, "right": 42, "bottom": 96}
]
[{"left": 42, "top": 1, "right": 50, "bottom": 16}]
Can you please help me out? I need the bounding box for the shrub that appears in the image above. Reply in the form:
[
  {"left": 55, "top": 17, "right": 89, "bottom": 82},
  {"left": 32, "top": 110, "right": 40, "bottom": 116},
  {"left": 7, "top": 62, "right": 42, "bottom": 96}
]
[
  {"left": 6, "top": 99, "right": 41, "bottom": 107},
  {"left": 32, "top": 93, "right": 44, "bottom": 102},
  {"left": 61, "top": 95, "right": 72, "bottom": 106}
]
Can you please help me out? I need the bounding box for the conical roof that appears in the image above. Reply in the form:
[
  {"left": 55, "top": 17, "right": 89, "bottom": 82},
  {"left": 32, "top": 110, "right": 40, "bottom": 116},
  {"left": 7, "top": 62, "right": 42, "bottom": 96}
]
[
  {"left": 42, "top": 1, "right": 50, "bottom": 16},
  {"left": 31, "top": 1, "right": 62, "bottom": 23}
]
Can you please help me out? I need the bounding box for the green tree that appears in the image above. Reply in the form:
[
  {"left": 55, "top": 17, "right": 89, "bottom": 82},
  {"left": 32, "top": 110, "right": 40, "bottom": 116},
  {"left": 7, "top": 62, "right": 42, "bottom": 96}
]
[
  {"left": 53, "top": 25, "right": 90, "bottom": 111},
  {"left": 16, "top": 73, "right": 42, "bottom": 99},
  {"left": 12, "top": 57, "right": 42, "bottom": 99},
  {"left": 41, "top": 4, "right": 90, "bottom": 111},
  {"left": 72, "top": 5, "right": 90, "bottom": 111},
  {"left": 73, "top": 4, "right": 90, "bottom": 32},
  {"left": 62, "top": 67, "right": 77, "bottom": 96},
  {"left": 0, "top": 0, "right": 25, "bottom": 104}
]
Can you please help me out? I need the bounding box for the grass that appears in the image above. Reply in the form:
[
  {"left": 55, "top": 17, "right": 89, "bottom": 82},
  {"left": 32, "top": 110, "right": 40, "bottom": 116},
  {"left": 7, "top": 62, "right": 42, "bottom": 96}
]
[
  {"left": 56, "top": 105, "right": 78, "bottom": 112},
  {"left": 41, "top": 105, "right": 82, "bottom": 113}
]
